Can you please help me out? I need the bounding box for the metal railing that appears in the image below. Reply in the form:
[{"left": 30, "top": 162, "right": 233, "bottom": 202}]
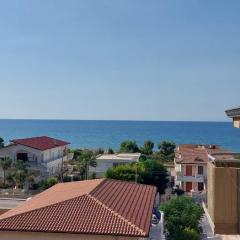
[{"left": 176, "top": 172, "right": 205, "bottom": 182}]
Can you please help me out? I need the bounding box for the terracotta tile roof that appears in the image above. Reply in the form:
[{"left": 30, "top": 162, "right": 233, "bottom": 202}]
[
  {"left": 175, "top": 144, "right": 228, "bottom": 164},
  {"left": 0, "top": 179, "right": 156, "bottom": 237},
  {"left": 0, "top": 179, "right": 104, "bottom": 219},
  {"left": 11, "top": 136, "right": 70, "bottom": 151}
]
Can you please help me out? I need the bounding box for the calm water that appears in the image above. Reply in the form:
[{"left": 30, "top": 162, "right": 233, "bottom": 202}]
[{"left": 0, "top": 120, "right": 240, "bottom": 152}]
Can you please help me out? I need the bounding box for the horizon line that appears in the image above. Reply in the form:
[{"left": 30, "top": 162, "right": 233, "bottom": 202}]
[{"left": 0, "top": 118, "right": 231, "bottom": 123}]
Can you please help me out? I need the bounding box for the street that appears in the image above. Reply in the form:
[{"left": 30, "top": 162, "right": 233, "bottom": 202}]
[{"left": 0, "top": 198, "right": 25, "bottom": 210}]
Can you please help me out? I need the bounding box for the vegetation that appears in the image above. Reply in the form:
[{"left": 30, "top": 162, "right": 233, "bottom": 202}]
[
  {"left": 9, "top": 160, "right": 32, "bottom": 188},
  {"left": 0, "top": 137, "right": 4, "bottom": 148},
  {"left": 95, "top": 148, "right": 104, "bottom": 155},
  {"left": 107, "top": 148, "right": 114, "bottom": 154},
  {"left": 157, "top": 141, "right": 176, "bottom": 162},
  {"left": 118, "top": 139, "right": 176, "bottom": 163},
  {"left": 63, "top": 175, "right": 72, "bottom": 182},
  {"left": 161, "top": 196, "right": 204, "bottom": 239},
  {"left": 140, "top": 140, "right": 154, "bottom": 155},
  {"left": 106, "top": 163, "right": 144, "bottom": 182},
  {"left": 141, "top": 159, "right": 169, "bottom": 194},
  {"left": 0, "top": 157, "right": 12, "bottom": 186},
  {"left": 73, "top": 149, "right": 97, "bottom": 180},
  {"left": 72, "top": 175, "right": 80, "bottom": 181},
  {"left": 0, "top": 158, "right": 39, "bottom": 189},
  {"left": 235, "top": 154, "right": 240, "bottom": 160},
  {"left": 119, "top": 140, "right": 139, "bottom": 153},
  {"left": 40, "top": 177, "right": 58, "bottom": 189},
  {"left": 89, "top": 172, "right": 96, "bottom": 179},
  {"left": 173, "top": 188, "right": 184, "bottom": 196},
  {"left": 174, "top": 227, "right": 200, "bottom": 240},
  {"left": 106, "top": 159, "right": 169, "bottom": 194}
]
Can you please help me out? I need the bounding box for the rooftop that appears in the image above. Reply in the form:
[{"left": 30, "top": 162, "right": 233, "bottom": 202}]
[
  {"left": 225, "top": 107, "right": 240, "bottom": 118},
  {"left": 175, "top": 144, "right": 229, "bottom": 164},
  {"left": 97, "top": 153, "right": 141, "bottom": 161},
  {"left": 11, "top": 136, "right": 70, "bottom": 151},
  {"left": 0, "top": 179, "right": 156, "bottom": 237}
]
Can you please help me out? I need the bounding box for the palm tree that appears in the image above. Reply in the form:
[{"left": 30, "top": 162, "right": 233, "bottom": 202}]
[
  {"left": 75, "top": 151, "right": 97, "bottom": 180},
  {"left": 0, "top": 137, "right": 4, "bottom": 148},
  {"left": 11, "top": 160, "right": 28, "bottom": 188},
  {"left": 0, "top": 157, "right": 12, "bottom": 187}
]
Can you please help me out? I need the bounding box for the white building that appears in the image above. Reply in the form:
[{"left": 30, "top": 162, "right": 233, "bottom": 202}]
[
  {"left": 174, "top": 144, "right": 227, "bottom": 193},
  {"left": 89, "top": 153, "right": 141, "bottom": 177},
  {"left": 0, "top": 136, "right": 70, "bottom": 178}
]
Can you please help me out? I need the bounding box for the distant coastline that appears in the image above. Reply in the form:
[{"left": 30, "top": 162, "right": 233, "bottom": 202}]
[{"left": 0, "top": 118, "right": 231, "bottom": 123}]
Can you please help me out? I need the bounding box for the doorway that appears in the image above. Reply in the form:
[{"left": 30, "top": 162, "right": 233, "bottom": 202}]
[{"left": 185, "top": 182, "right": 192, "bottom": 192}]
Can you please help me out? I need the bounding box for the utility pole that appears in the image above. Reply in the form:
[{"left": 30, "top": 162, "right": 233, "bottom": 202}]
[{"left": 135, "top": 164, "right": 138, "bottom": 183}]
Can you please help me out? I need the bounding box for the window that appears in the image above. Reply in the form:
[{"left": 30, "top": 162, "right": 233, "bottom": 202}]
[
  {"left": 185, "top": 165, "right": 192, "bottom": 176},
  {"left": 198, "top": 166, "right": 204, "bottom": 175},
  {"left": 198, "top": 182, "right": 204, "bottom": 191}
]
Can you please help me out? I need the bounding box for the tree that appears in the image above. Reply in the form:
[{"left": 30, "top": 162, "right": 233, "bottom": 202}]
[
  {"left": 0, "top": 157, "right": 12, "bottom": 186},
  {"left": 95, "top": 148, "right": 104, "bottom": 155},
  {"left": 10, "top": 160, "right": 28, "bottom": 188},
  {"left": 106, "top": 160, "right": 169, "bottom": 194},
  {"left": 119, "top": 140, "right": 139, "bottom": 153},
  {"left": 107, "top": 148, "right": 114, "bottom": 154},
  {"left": 75, "top": 150, "right": 97, "bottom": 180},
  {"left": 0, "top": 137, "right": 4, "bottom": 148},
  {"left": 161, "top": 196, "right": 203, "bottom": 239},
  {"left": 141, "top": 159, "right": 169, "bottom": 194},
  {"left": 72, "top": 148, "right": 82, "bottom": 159},
  {"left": 140, "top": 140, "right": 154, "bottom": 155},
  {"left": 158, "top": 141, "right": 176, "bottom": 161},
  {"left": 11, "top": 170, "right": 27, "bottom": 188}
]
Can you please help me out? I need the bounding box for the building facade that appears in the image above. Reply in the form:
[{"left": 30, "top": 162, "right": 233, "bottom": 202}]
[
  {"left": 207, "top": 157, "right": 240, "bottom": 234},
  {"left": 0, "top": 136, "right": 70, "bottom": 178},
  {"left": 174, "top": 144, "right": 227, "bottom": 193},
  {"left": 89, "top": 153, "right": 141, "bottom": 177},
  {"left": 205, "top": 106, "right": 240, "bottom": 235}
]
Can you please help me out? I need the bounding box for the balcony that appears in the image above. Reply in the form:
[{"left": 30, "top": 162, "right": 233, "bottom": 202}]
[{"left": 176, "top": 172, "right": 204, "bottom": 182}]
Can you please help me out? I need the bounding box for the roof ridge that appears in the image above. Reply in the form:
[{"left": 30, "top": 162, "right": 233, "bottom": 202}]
[{"left": 86, "top": 194, "right": 146, "bottom": 236}]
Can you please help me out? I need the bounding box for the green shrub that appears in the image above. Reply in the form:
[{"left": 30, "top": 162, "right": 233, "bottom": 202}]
[
  {"left": 29, "top": 183, "right": 40, "bottom": 190},
  {"left": 173, "top": 228, "right": 200, "bottom": 240},
  {"left": 40, "top": 177, "right": 58, "bottom": 189},
  {"left": 89, "top": 172, "right": 96, "bottom": 179},
  {"left": 63, "top": 175, "right": 72, "bottom": 182},
  {"left": 73, "top": 175, "right": 80, "bottom": 181}
]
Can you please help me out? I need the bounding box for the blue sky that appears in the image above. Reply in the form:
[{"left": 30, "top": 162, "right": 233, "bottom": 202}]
[{"left": 0, "top": 0, "right": 239, "bottom": 121}]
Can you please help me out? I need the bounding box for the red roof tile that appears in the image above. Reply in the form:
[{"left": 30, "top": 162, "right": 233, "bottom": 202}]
[
  {"left": 0, "top": 179, "right": 156, "bottom": 237},
  {"left": 11, "top": 136, "right": 70, "bottom": 151},
  {"left": 175, "top": 144, "right": 228, "bottom": 164}
]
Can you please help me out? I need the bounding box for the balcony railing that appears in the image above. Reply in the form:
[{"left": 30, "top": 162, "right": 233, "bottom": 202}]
[
  {"left": 42, "top": 155, "right": 68, "bottom": 164},
  {"left": 176, "top": 172, "right": 205, "bottom": 182}
]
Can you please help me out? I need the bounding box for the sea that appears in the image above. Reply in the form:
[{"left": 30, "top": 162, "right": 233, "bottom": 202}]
[{"left": 0, "top": 120, "right": 240, "bottom": 152}]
